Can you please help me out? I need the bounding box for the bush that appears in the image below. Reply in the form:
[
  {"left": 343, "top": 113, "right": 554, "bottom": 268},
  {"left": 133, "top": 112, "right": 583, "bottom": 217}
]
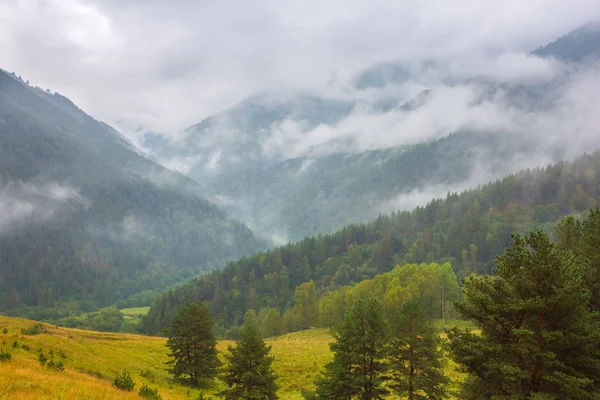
[
  {"left": 21, "top": 324, "right": 45, "bottom": 335},
  {"left": 0, "top": 349, "right": 11, "bottom": 362},
  {"left": 47, "top": 358, "right": 65, "bottom": 371},
  {"left": 195, "top": 392, "right": 214, "bottom": 400},
  {"left": 139, "top": 384, "right": 162, "bottom": 399},
  {"left": 140, "top": 368, "right": 155, "bottom": 381},
  {"left": 38, "top": 352, "right": 47, "bottom": 366},
  {"left": 113, "top": 370, "right": 136, "bottom": 391}
]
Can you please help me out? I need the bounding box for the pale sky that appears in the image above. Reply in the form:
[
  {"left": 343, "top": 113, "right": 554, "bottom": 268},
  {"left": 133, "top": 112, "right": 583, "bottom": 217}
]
[{"left": 1, "top": 0, "right": 600, "bottom": 135}]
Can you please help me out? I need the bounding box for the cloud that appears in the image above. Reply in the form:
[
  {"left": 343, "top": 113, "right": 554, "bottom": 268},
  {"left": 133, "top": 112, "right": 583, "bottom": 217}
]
[
  {"left": 2, "top": 0, "right": 600, "bottom": 135},
  {"left": 0, "top": 180, "right": 88, "bottom": 235},
  {"left": 256, "top": 57, "right": 600, "bottom": 161}
]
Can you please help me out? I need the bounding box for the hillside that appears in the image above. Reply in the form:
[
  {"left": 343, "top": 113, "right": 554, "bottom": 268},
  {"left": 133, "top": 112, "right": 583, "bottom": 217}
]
[
  {"left": 0, "top": 315, "right": 467, "bottom": 399},
  {"left": 140, "top": 25, "right": 600, "bottom": 242},
  {"left": 0, "top": 69, "right": 262, "bottom": 315},
  {"left": 533, "top": 22, "right": 600, "bottom": 62},
  {"left": 0, "top": 315, "right": 331, "bottom": 400},
  {"left": 143, "top": 151, "right": 600, "bottom": 335}
]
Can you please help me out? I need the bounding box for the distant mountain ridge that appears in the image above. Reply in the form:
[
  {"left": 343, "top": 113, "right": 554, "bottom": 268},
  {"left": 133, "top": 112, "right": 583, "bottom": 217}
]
[
  {"left": 137, "top": 24, "right": 600, "bottom": 241},
  {"left": 0, "top": 68, "right": 262, "bottom": 313},
  {"left": 533, "top": 22, "right": 600, "bottom": 62}
]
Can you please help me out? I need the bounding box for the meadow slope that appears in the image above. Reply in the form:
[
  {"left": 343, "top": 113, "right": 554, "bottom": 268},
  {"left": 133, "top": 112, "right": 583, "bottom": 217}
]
[{"left": 0, "top": 316, "right": 464, "bottom": 399}]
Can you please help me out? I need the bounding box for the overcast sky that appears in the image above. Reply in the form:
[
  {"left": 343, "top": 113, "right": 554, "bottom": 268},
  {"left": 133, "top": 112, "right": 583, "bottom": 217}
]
[{"left": 1, "top": 0, "right": 600, "bottom": 136}]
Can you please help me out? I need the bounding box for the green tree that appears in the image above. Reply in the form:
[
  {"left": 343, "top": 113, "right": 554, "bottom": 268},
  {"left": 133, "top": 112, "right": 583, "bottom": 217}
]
[
  {"left": 448, "top": 231, "right": 600, "bottom": 399},
  {"left": 293, "top": 281, "right": 319, "bottom": 330},
  {"left": 388, "top": 301, "right": 448, "bottom": 400},
  {"left": 261, "top": 308, "right": 282, "bottom": 338},
  {"left": 166, "top": 302, "right": 221, "bottom": 386},
  {"left": 310, "top": 298, "right": 388, "bottom": 399},
  {"left": 220, "top": 325, "right": 279, "bottom": 400}
]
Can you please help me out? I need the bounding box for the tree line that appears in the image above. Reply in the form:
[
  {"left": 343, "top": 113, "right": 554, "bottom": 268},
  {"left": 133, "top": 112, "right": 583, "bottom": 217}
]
[
  {"left": 142, "top": 151, "right": 600, "bottom": 336},
  {"left": 159, "top": 209, "right": 600, "bottom": 399}
]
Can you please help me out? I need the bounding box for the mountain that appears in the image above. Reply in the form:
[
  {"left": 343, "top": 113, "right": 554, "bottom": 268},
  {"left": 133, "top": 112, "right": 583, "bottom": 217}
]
[
  {"left": 141, "top": 93, "right": 355, "bottom": 184},
  {"left": 142, "top": 151, "right": 600, "bottom": 335},
  {"left": 533, "top": 22, "right": 600, "bottom": 62},
  {"left": 0, "top": 69, "right": 262, "bottom": 313},
  {"left": 137, "top": 25, "right": 600, "bottom": 243}
]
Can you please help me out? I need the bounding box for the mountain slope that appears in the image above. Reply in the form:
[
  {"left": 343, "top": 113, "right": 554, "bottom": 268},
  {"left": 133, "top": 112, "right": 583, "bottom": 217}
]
[
  {"left": 0, "top": 69, "right": 262, "bottom": 312},
  {"left": 0, "top": 315, "right": 335, "bottom": 400},
  {"left": 141, "top": 25, "right": 600, "bottom": 242},
  {"left": 142, "top": 151, "right": 600, "bottom": 335},
  {"left": 533, "top": 22, "right": 600, "bottom": 62}
]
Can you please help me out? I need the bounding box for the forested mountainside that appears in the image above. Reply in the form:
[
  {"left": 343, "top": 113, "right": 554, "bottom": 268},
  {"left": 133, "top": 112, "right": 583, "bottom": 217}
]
[
  {"left": 0, "top": 69, "right": 261, "bottom": 313},
  {"left": 211, "top": 131, "right": 534, "bottom": 241},
  {"left": 142, "top": 151, "right": 600, "bottom": 335},
  {"left": 140, "top": 24, "right": 600, "bottom": 242},
  {"left": 533, "top": 22, "right": 600, "bottom": 62}
]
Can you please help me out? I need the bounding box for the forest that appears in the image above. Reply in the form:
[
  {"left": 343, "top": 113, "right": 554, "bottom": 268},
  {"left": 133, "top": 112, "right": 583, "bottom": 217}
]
[
  {"left": 141, "top": 150, "right": 600, "bottom": 336},
  {"left": 0, "top": 69, "right": 262, "bottom": 315}
]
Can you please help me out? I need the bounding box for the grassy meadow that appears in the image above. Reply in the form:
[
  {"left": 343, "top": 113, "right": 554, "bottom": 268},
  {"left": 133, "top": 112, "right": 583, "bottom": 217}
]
[{"left": 0, "top": 316, "right": 467, "bottom": 399}]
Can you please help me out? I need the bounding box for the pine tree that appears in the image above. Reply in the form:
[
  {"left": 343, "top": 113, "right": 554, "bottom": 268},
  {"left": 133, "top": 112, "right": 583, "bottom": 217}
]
[
  {"left": 448, "top": 231, "right": 600, "bottom": 399},
  {"left": 219, "top": 324, "right": 279, "bottom": 400},
  {"left": 388, "top": 300, "right": 448, "bottom": 400},
  {"left": 166, "top": 302, "right": 221, "bottom": 386},
  {"left": 308, "top": 297, "right": 388, "bottom": 399},
  {"left": 310, "top": 313, "right": 361, "bottom": 399}
]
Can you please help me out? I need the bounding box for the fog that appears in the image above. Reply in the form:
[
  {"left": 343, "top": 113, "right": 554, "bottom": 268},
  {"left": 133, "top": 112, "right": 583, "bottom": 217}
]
[{"left": 0, "top": 180, "right": 87, "bottom": 235}]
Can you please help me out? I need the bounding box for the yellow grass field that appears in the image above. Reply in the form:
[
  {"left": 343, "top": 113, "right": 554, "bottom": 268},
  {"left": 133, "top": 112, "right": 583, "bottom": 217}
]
[{"left": 0, "top": 316, "right": 466, "bottom": 399}]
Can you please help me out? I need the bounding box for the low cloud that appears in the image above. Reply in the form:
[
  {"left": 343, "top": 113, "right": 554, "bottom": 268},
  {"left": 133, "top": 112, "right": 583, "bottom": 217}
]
[{"left": 0, "top": 180, "right": 87, "bottom": 235}]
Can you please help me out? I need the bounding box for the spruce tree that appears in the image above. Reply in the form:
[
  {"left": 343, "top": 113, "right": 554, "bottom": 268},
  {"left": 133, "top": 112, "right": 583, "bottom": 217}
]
[
  {"left": 219, "top": 324, "right": 279, "bottom": 400},
  {"left": 309, "top": 297, "right": 388, "bottom": 399},
  {"left": 448, "top": 231, "right": 600, "bottom": 399},
  {"left": 388, "top": 300, "right": 448, "bottom": 400},
  {"left": 310, "top": 313, "right": 361, "bottom": 399},
  {"left": 166, "top": 302, "right": 221, "bottom": 386}
]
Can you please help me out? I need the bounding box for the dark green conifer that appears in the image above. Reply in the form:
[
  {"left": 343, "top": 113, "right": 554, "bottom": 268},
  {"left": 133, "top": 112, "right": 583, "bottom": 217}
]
[
  {"left": 309, "top": 297, "right": 388, "bottom": 399},
  {"left": 388, "top": 300, "right": 448, "bottom": 400},
  {"left": 219, "top": 324, "right": 279, "bottom": 400},
  {"left": 448, "top": 231, "right": 600, "bottom": 399},
  {"left": 166, "top": 302, "right": 220, "bottom": 386}
]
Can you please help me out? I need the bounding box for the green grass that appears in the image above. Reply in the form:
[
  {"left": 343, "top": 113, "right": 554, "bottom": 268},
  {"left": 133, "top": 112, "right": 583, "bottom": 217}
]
[
  {"left": 0, "top": 316, "right": 467, "bottom": 399},
  {"left": 120, "top": 307, "right": 150, "bottom": 321}
]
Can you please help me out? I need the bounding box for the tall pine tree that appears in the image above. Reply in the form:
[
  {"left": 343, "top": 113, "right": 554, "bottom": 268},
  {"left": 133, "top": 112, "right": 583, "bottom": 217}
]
[
  {"left": 220, "top": 324, "right": 279, "bottom": 400},
  {"left": 388, "top": 300, "right": 448, "bottom": 400},
  {"left": 166, "top": 302, "right": 221, "bottom": 386},
  {"left": 307, "top": 297, "right": 388, "bottom": 399},
  {"left": 448, "top": 231, "right": 600, "bottom": 399}
]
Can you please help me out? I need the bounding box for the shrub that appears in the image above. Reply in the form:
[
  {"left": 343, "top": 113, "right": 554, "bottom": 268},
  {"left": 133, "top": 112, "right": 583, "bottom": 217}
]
[
  {"left": 38, "top": 352, "right": 47, "bottom": 366},
  {"left": 113, "top": 370, "right": 136, "bottom": 391},
  {"left": 2, "top": 327, "right": 8, "bottom": 335},
  {"left": 140, "top": 368, "right": 155, "bottom": 381},
  {"left": 21, "top": 324, "right": 45, "bottom": 335},
  {"left": 0, "top": 349, "right": 11, "bottom": 362},
  {"left": 47, "top": 358, "right": 65, "bottom": 371},
  {"left": 139, "top": 384, "right": 162, "bottom": 399}
]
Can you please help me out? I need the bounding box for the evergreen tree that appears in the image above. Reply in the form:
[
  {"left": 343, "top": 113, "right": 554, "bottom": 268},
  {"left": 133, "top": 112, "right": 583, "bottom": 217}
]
[
  {"left": 310, "top": 314, "right": 361, "bottom": 399},
  {"left": 166, "top": 302, "right": 221, "bottom": 386},
  {"left": 448, "top": 231, "right": 600, "bottom": 399},
  {"left": 574, "top": 209, "right": 600, "bottom": 309},
  {"left": 388, "top": 300, "right": 448, "bottom": 400},
  {"left": 219, "top": 324, "right": 279, "bottom": 400},
  {"left": 309, "top": 297, "right": 388, "bottom": 399}
]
